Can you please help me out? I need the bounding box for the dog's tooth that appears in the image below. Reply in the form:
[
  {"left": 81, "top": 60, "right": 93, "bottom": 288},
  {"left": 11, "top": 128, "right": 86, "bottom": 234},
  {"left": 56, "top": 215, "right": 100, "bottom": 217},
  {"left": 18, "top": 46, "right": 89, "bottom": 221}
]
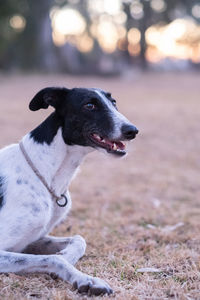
[
  {"left": 113, "top": 143, "right": 117, "bottom": 150},
  {"left": 93, "top": 134, "right": 101, "bottom": 141}
]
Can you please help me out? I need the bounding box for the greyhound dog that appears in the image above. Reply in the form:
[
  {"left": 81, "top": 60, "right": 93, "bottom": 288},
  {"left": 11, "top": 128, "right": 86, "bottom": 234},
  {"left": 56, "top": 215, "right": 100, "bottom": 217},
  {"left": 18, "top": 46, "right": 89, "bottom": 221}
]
[{"left": 0, "top": 87, "right": 138, "bottom": 296}]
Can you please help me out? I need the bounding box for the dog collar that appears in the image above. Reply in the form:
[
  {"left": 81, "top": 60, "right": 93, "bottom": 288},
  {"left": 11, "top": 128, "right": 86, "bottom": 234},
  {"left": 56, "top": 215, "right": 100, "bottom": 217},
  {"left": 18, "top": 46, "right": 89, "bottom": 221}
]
[{"left": 19, "top": 141, "right": 68, "bottom": 207}]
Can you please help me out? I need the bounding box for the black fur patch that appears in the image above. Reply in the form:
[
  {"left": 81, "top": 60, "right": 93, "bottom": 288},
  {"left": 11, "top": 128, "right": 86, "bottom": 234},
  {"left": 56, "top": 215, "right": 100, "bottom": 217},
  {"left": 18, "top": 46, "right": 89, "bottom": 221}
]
[
  {"left": 30, "top": 112, "right": 62, "bottom": 145},
  {"left": 29, "top": 87, "right": 115, "bottom": 148},
  {"left": 0, "top": 176, "right": 5, "bottom": 209},
  {"left": 60, "top": 88, "right": 114, "bottom": 147}
]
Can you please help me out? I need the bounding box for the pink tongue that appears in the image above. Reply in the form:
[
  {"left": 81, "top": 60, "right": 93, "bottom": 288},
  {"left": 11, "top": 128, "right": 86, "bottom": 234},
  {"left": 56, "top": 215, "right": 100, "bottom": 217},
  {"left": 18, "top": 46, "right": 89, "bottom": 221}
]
[
  {"left": 93, "top": 134, "right": 125, "bottom": 150},
  {"left": 104, "top": 138, "right": 114, "bottom": 147}
]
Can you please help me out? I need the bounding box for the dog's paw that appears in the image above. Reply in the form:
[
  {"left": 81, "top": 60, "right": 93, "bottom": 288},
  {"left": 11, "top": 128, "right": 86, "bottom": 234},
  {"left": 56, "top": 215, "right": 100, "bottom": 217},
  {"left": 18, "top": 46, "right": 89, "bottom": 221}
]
[{"left": 73, "top": 275, "right": 113, "bottom": 296}]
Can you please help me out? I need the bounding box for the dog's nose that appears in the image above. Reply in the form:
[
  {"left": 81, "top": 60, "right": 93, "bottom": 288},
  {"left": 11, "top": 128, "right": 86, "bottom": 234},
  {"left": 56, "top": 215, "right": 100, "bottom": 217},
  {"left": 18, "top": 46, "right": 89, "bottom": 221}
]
[{"left": 121, "top": 124, "right": 139, "bottom": 140}]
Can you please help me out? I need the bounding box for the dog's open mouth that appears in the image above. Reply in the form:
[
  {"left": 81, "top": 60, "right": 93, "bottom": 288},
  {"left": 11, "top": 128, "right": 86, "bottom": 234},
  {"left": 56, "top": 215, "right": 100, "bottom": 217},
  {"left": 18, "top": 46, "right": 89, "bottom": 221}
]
[{"left": 90, "top": 133, "right": 126, "bottom": 156}]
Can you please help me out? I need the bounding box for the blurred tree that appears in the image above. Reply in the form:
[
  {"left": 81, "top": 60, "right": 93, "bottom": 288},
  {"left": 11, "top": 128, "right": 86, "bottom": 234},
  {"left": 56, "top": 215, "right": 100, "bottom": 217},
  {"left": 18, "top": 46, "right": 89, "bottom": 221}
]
[
  {"left": 0, "top": 0, "right": 199, "bottom": 73},
  {"left": 17, "top": 0, "right": 55, "bottom": 70},
  {"left": 0, "top": 0, "right": 56, "bottom": 70},
  {"left": 12, "top": 0, "right": 55, "bottom": 70},
  {"left": 0, "top": 0, "right": 25, "bottom": 68},
  {"left": 121, "top": 0, "right": 200, "bottom": 69}
]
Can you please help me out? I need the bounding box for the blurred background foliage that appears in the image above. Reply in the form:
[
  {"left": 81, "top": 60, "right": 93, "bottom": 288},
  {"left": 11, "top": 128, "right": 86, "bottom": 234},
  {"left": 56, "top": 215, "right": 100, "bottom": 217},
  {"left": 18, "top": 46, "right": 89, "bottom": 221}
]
[{"left": 0, "top": 0, "right": 200, "bottom": 74}]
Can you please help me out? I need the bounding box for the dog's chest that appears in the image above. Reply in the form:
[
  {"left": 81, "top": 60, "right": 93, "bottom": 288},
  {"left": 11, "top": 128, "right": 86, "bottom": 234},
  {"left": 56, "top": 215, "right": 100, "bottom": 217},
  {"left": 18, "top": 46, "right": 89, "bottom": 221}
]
[
  {"left": 0, "top": 136, "right": 87, "bottom": 252},
  {"left": 24, "top": 188, "right": 72, "bottom": 236},
  {"left": 1, "top": 166, "right": 72, "bottom": 252},
  {"left": 44, "top": 192, "right": 72, "bottom": 234},
  {"left": 7, "top": 193, "right": 71, "bottom": 253}
]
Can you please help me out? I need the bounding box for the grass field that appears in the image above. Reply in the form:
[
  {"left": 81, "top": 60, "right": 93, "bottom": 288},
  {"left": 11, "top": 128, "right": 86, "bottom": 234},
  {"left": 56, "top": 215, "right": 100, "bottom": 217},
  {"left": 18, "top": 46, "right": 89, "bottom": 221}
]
[{"left": 0, "top": 72, "right": 199, "bottom": 300}]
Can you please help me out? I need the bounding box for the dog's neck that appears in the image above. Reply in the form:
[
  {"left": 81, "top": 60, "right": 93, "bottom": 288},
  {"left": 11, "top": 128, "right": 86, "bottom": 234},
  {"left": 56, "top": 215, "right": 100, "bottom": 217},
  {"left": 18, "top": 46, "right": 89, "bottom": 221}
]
[{"left": 22, "top": 126, "right": 92, "bottom": 196}]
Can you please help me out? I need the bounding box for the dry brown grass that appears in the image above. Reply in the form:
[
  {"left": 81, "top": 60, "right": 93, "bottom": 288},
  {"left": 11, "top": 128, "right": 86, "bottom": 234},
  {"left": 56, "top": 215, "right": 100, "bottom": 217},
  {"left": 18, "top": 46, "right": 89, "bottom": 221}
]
[{"left": 0, "top": 72, "right": 199, "bottom": 300}]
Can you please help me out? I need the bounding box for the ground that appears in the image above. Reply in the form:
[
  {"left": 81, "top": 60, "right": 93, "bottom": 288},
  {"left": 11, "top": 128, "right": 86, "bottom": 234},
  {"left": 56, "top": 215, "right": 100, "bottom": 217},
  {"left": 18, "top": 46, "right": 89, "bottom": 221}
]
[{"left": 0, "top": 72, "right": 199, "bottom": 300}]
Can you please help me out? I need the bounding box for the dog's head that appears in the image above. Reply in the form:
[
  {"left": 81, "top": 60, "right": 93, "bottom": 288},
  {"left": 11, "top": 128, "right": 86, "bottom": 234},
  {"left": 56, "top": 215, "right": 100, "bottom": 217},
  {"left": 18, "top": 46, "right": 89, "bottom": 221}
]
[{"left": 29, "top": 87, "right": 138, "bottom": 156}]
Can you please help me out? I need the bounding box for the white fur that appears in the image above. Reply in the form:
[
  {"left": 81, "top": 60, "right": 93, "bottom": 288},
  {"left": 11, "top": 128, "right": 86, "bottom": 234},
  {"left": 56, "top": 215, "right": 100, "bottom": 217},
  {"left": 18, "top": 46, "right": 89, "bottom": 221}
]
[
  {"left": 94, "top": 89, "right": 132, "bottom": 139},
  {"left": 0, "top": 129, "right": 91, "bottom": 252},
  {"left": 0, "top": 128, "right": 112, "bottom": 295}
]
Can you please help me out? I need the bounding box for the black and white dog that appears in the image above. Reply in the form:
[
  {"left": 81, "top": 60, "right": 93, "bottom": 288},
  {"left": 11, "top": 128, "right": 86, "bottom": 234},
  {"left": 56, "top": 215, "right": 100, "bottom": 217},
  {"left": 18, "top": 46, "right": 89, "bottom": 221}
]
[{"left": 0, "top": 87, "right": 138, "bottom": 296}]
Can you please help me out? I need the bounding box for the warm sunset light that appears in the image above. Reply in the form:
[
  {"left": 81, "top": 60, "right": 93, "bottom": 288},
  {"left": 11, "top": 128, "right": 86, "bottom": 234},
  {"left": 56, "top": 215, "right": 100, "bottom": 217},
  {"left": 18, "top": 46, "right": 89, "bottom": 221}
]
[
  {"left": 88, "top": 0, "right": 121, "bottom": 15},
  {"left": 2, "top": 0, "right": 200, "bottom": 75},
  {"left": 146, "top": 19, "right": 200, "bottom": 62},
  {"left": 50, "top": 3, "right": 200, "bottom": 63},
  {"left": 51, "top": 6, "right": 86, "bottom": 36},
  {"left": 96, "top": 20, "right": 119, "bottom": 53},
  {"left": 128, "top": 28, "right": 141, "bottom": 45},
  {"left": 77, "top": 33, "right": 94, "bottom": 52}
]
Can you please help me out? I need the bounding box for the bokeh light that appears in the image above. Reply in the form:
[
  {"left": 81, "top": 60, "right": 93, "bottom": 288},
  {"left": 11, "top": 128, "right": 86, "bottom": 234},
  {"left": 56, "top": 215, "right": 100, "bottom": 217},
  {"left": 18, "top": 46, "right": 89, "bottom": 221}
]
[
  {"left": 88, "top": 0, "right": 121, "bottom": 15},
  {"left": 77, "top": 33, "right": 94, "bottom": 52},
  {"left": 130, "top": 2, "right": 144, "bottom": 20},
  {"left": 51, "top": 6, "right": 86, "bottom": 36},
  {"left": 145, "top": 19, "right": 200, "bottom": 62},
  {"left": 128, "top": 28, "right": 141, "bottom": 45},
  {"left": 97, "top": 20, "right": 118, "bottom": 53},
  {"left": 150, "top": 0, "right": 166, "bottom": 13},
  {"left": 192, "top": 4, "right": 200, "bottom": 19},
  {"left": 49, "top": 1, "right": 200, "bottom": 63},
  {"left": 9, "top": 15, "right": 26, "bottom": 32}
]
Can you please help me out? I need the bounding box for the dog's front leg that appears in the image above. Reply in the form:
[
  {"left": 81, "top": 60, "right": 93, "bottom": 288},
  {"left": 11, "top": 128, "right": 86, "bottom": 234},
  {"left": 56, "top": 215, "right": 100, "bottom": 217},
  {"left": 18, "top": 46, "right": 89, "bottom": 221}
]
[{"left": 0, "top": 250, "right": 113, "bottom": 296}]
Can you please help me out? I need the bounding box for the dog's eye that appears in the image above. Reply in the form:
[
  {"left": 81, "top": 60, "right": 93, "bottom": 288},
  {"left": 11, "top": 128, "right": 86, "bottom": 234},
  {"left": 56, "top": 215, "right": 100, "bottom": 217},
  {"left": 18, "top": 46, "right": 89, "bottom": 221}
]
[{"left": 84, "top": 103, "right": 96, "bottom": 110}]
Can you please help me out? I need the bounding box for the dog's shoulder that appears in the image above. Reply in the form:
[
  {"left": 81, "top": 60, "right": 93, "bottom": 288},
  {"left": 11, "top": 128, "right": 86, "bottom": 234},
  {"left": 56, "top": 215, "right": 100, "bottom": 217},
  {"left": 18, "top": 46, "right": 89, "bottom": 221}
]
[{"left": 0, "top": 143, "right": 19, "bottom": 159}]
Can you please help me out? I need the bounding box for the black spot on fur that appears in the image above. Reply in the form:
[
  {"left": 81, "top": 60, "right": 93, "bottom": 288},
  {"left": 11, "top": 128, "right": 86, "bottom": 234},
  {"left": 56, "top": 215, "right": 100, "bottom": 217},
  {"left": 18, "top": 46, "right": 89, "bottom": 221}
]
[
  {"left": 42, "top": 257, "right": 49, "bottom": 263},
  {"left": 44, "top": 201, "right": 49, "bottom": 208},
  {"left": 16, "top": 179, "right": 22, "bottom": 185},
  {"left": 58, "top": 263, "right": 64, "bottom": 270},
  {"left": 15, "top": 258, "right": 26, "bottom": 265},
  {"left": 31, "top": 203, "right": 41, "bottom": 216},
  {"left": 0, "top": 176, "right": 5, "bottom": 209}
]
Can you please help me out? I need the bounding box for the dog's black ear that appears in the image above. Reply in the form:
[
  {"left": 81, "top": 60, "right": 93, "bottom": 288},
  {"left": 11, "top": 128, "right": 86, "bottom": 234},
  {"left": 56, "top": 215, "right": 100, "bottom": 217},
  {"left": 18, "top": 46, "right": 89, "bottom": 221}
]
[{"left": 29, "top": 87, "right": 69, "bottom": 111}]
